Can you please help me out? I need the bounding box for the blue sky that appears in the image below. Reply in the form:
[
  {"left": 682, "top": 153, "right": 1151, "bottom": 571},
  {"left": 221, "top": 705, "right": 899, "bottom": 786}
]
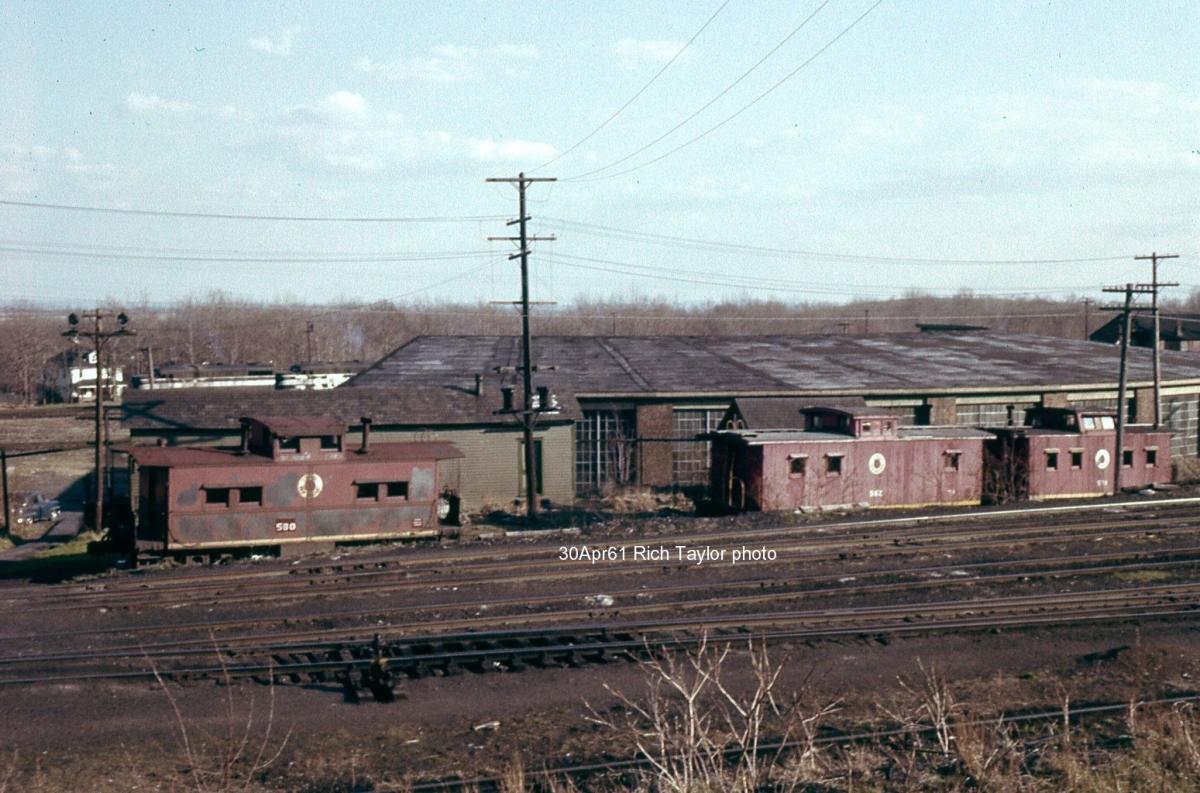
[{"left": 1, "top": 1, "right": 1196, "bottom": 308}]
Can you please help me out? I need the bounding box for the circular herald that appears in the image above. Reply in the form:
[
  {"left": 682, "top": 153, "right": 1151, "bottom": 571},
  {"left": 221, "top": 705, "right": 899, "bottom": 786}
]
[
  {"left": 868, "top": 452, "right": 887, "bottom": 476},
  {"left": 1094, "top": 449, "right": 1111, "bottom": 470},
  {"left": 297, "top": 473, "right": 324, "bottom": 499}
]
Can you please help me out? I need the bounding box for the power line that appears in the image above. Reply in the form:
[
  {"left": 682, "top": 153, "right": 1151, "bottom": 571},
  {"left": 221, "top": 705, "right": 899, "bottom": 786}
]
[
  {"left": 0, "top": 244, "right": 503, "bottom": 265},
  {"left": 0, "top": 199, "right": 506, "bottom": 223},
  {"left": 567, "top": 0, "right": 885, "bottom": 182},
  {"left": 543, "top": 251, "right": 1111, "bottom": 297},
  {"left": 531, "top": 0, "right": 733, "bottom": 173},
  {"left": 564, "top": 0, "right": 834, "bottom": 181},
  {"left": 542, "top": 217, "right": 1138, "bottom": 266}
]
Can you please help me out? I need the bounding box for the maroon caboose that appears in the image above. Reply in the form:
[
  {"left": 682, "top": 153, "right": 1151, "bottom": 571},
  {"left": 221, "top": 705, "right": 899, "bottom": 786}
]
[
  {"left": 709, "top": 406, "right": 990, "bottom": 512},
  {"left": 126, "top": 416, "right": 463, "bottom": 553},
  {"left": 984, "top": 406, "right": 1171, "bottom": 502}
]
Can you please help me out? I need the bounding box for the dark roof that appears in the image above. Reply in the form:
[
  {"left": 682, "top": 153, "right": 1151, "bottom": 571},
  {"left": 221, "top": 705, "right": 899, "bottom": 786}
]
[
  {"left": 250, "top": 415, "right": 344, "bottom": 437},
  {"left": 125, "top": 440, "right": 463, "bottom": 468},
  {"left": 1090, "top": 313, "right": 1200, "bottom": 344},
  {"left": 156, "top": 363, "right": 277, "bottom": 377},
  {"left": 730, "top": 397, "right": 867, "bottom": 429},
  {"left": 348, "top": 333, "right": 1200, "bottom": 396},
  {"left": 119, "top": 384, "right": 580, "bottom": 433}
]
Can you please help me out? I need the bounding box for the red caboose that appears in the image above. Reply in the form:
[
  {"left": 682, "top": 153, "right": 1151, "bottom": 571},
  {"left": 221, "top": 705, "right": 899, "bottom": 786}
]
[
  {"left": 125, "top": 415, "right": 463, "bottom": 553},
  {"left": 984, "top": 406, "right": 1171, "bottom": 502},
  {"left": 709, "top": 406, "right": 990, "bottom": 512}
]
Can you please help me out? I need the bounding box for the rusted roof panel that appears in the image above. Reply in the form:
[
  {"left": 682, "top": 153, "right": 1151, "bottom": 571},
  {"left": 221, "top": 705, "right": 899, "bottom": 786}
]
[{"left": 349, "top": 333, "right": 1200, "bottom": 395}]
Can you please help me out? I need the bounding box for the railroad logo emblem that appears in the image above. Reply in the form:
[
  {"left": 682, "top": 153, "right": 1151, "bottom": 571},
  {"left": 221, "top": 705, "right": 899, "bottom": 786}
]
[
  {"left": 1094, "top": 449, "right": 1111, "bottom": 470},
  {"left": 868, "top": 452, "right": 887, "bottom": 475},
  {"left": 297, "top": 473, "right": 324, "bottom": 499}
]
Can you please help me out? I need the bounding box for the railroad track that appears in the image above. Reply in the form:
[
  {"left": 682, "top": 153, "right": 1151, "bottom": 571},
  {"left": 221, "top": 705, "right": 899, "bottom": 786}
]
[
  {"left": 2, "top": 503, "right": 1194, "bottom": 616},
  {"left": 4, "top": 581, "right": 1199, "bottom": 689}
]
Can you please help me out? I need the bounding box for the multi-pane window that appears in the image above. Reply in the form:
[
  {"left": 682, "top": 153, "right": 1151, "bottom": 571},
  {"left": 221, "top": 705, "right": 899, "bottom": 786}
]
[
  {"left": 955, "top": 402, "right": 1037, "bottom": 427},
  {"left": 1164, "top": 395, "right": 1198, "bottom": 457},
  {"left": 672, "top": 408, "right": 723, "bottom": 485},
  {"left": 575, "top": 410, "right": 637, "bottom": 494}
]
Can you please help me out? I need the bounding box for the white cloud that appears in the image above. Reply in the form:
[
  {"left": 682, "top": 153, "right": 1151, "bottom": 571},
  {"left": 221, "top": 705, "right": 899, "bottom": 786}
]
[
  {"left": 491, "top": 44, "right": 540, "bottom": 60},
  {"left": 247, "top": 25, "right": 300, "bottom": 56},
  {"left": 355, "top": 43, "right": 540, "bottom": 83},
  {"left": 470, "top": 138, "right": 558, "bottom": 162},
  {"left": 283, "top": 91, "right": 369, "bottom": 126},
  {"left": 615, "top": 38, "right": 682, "bottom": 70},
  {"left": 125, "top": 91, "right": 197, "bottom": 114},
  {"left": 1, "top": 143, "right": 120, "bottom": 194}
]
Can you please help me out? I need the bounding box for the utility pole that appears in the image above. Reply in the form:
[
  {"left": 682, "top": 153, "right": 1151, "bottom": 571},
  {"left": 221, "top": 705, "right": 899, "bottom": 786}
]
[
  {"left": 305, "top": 321, "right": 315, "bottom": 364},
  {"left": 1101, "top": 284, "right": 1154, "bottom": 495},
  {"left": 486, "top": 173, "right": 557, "bottom": 522},
  {"left": 64, "top": 310, "right": 135, "bottom": 533},
  {"left": 1080, "top": 298, "right": 1093, "bottom": 341},
  {"left": 1135, "top": 252, "right": 1179, "bottom": 429},
  {"left": 140, "top": 346, "right": 156, "bottom": 388}
]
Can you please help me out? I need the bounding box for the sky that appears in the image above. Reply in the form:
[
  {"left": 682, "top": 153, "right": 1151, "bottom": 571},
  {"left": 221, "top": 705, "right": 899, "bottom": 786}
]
[{"left": 1, "top": 0, "right": 1197, "bottom": 309}]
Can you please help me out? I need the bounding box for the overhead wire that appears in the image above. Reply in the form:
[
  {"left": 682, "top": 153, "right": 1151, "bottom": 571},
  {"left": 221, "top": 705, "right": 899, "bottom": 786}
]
[
  {"left": 530, "top": 0, "right": 734, "bottom": 174},
  {"left": 0, "top": 244, "right": 503, "bottom": 265},
  {"left": 541, "top": 217, "right": 1139, "bottom": 266},
  {"left": 568, "top": 0, "right": 888, "bottom": 182},
  {"left": 0, "top": 199, "right": 507, "bottom": 223},
  {"left": 563, "top": 0, "right": 834, "bottom": 181}
]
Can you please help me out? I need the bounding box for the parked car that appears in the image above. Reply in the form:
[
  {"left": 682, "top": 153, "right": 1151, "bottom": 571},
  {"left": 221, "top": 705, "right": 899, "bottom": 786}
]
[{"left": 13, "top": 492, "right": 61, "bottom": 526}]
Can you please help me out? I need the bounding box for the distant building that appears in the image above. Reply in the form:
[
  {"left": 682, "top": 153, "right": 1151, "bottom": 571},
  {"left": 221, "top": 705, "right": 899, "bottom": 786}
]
[
  {"left": 43, "top": 349, "right": 125, "bottom": 403},
  {"left": 131, "top": 363, "right": 278, "bottom": 390},
  {"left": 1090, "top": 313, "right": 1200, "bottom": 351},
  {"left": 275, "top": 361, "right": 368, "bottom": 391}
]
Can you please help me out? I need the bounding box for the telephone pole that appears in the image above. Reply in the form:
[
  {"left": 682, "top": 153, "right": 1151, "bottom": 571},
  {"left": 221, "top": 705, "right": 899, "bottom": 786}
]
[
  {"left": 1101, "top": 284, "right": 1154, "bottom": 495},
  {"left": 64, "top": 310, "right": 135, "bottom": 533},
  {"left": 486, "top": 173, "right": 557, "bottom": 521},
  {"left": 1135, "top": 252, "right": 1179, "bottom": 429},
  {"left": 1080, "top": 297, "right": 1093, "bottom": 341}
]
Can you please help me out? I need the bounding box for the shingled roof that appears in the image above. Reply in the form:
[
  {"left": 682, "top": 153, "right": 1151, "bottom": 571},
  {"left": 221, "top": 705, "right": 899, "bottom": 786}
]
[
  {"left": 727, "top": 397, "right": 868, "bottom": 430},
  {"left": 347, "top": 333, "right": 1200, "bottom": 396},
  {"left": 1090, "top": 313, "right": 1200, "bottom": 345},
  {"left": 119, "top": 384, "right": 580, "bottom": 433}
]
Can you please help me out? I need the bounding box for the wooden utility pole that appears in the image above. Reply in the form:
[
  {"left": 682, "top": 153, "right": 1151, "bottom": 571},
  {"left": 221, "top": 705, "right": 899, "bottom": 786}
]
[
  {"left": 1135, "top": 252, "right": 1179, "bottom": 429},
  {"left": 1102, "top": 284, "right": 1154, "bottom": 495},
  {"left": 64, "top": 310, "right": 135, "bottom": 532},
  {"left": 486, "top": 173, "right": 557, "bottom": 521},
  {"left": 1080, "top": 297, "right": 1093, "bottom": 341}
]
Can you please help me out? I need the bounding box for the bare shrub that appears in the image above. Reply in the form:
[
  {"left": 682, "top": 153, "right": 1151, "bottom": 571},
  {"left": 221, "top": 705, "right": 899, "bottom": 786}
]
[{"left": 586, "top": 635, "right": 838, "bottom": 793}]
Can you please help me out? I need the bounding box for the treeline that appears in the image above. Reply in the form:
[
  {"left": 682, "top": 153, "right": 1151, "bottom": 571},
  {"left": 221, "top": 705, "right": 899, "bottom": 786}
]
[{"left": 2, "top": 289, "right": 1198, "bottom": 404}]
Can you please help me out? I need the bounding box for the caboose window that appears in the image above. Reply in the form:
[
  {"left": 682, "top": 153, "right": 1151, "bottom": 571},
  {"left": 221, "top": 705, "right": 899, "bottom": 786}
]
[
  {"left": 1081, "top": 417, "right": 1096, "bottom": 431},
  {"left": 204, "top": 487, "right": 230, "bottom": 506},
  {"left": 356, "top": 482, "right": 379, "bottom": 501},
  {"left": 386, "top": 481, "right": 409, "bottom": 499},
  {"left": 278, "top": 437, "right": 300, "bottom": 452},
  {"left": 943, "top": 451, "right": 961, "bottom": 471},
  {"left": 788, "top": 456, "right": 807, "bottom": 476},
  {"left": 320, "top": 435, "right": 340, "bottom": 450},
  {"left": 1122, "top": 449, "right": 1133, "bottom": 467},
  {"left": 825, "top": 454, "right": 843, "bottom": 476},
  {"left": 1070, "top": 450, "right": 1083, "bottom": 469},
  {"left": 1100, "top": 416, "right": 1115, "bottom": 430},
  {"left": 1146, "top": 448, "right": 1158, "bottom": 466},
  {"left": 1046, "top": 451, "right": 1059, "bottom": 470},
  {"left": 238, "top": 486, "right": 262, "bottom": 506}
]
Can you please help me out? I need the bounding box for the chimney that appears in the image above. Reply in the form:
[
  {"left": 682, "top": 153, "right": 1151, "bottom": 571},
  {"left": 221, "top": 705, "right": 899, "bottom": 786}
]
[
  {"left": 1006, "top": 404, "right": 1015, "bottom": 426},
  {"left": 239, "top": 419, "right": 251, "bottom": 454},
  {"left": 359, "top": 416, "right": 372, "bottom": 454},
  {"left": 501, "top": 386, "right": 514, "bottom": 413},
  {"left": 474, "top": 373, "right": 484, "bottom": 397},
  {"left": 536, "top": 385, "right": 550, "bottom": 410}
]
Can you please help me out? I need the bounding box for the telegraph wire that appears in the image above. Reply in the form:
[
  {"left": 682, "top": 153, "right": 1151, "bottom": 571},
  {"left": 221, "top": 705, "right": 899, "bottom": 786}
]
[
  {"left": 542, "top": 252, "right": 1107, "bottom": 298},
  {"left": 0, "top": 245, "right": 504, "bottom": 265},
  {"left": 568, "top": 0, "right": 887, "bottom": 182},
  {"left": 0, "top": 199, "right": 507, "bottom": 223},
  {"left": 542, "top": 217, "right": 1138, "bottom": 266},
  {"left": 530, "top": 0, "right": 734, "bottom": 173},
  {"left": 563, "top": 0, "right": 835, "bottom": 181}
]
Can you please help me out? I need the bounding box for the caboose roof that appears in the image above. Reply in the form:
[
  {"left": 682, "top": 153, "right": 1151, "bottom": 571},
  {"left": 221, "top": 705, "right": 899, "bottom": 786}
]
[
  {"left": 249, "top": 415, "right": 345, "bottom": 438},
  {"left": 124, "top": 440, "right": 464, "bottom": 468}
]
